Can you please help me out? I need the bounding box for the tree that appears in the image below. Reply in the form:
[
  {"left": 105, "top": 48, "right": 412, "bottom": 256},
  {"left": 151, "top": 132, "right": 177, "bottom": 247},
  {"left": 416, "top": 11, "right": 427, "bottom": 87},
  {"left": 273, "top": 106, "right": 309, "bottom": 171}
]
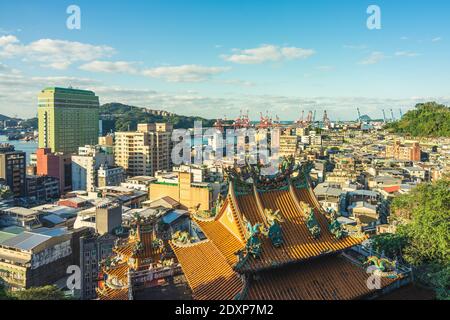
[
  {"left": 0, "top": 188, "right": 13, "bottom": 200},
  {"left": 0, "top": 285, "right": 9, "bottom": 300},
  {"left": 384, "top": 102, "right": 450, "bottom": 137},
  {"left": 376, "top": 177, "right": 450, "bottom": 299},
  {"left": 11, "top": 285, "right": 69, "bottom": 300}
]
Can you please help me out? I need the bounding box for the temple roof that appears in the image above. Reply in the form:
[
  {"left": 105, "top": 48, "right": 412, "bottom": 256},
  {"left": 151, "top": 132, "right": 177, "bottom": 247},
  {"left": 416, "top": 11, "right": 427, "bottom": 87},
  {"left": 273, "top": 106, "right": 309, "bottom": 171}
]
[
  {"left": 97, "top": 220, "right": 164, "bottom": 300},
  {"left": 97, "top": 287, "right": 129, "bottom": 300},
  {"left": 192, "top": 180, "right": 365, "bottom": 273},
  {"left": 170, "top": 240, "right": 244, "bottom": 300},
  {"left": 245, "top": 254, "right": 398, "bottom": 300}
]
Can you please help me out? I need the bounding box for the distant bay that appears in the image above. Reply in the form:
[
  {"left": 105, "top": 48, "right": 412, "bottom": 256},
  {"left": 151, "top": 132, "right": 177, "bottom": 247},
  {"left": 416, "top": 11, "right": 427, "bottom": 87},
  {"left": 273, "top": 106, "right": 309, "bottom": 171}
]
[{"left": 0, "top": 135, "right": 38, "bottom": 164}]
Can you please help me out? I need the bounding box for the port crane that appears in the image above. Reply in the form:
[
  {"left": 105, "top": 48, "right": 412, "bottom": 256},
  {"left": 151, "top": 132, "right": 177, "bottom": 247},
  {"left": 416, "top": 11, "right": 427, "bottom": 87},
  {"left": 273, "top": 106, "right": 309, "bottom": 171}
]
[{"left": 357, "top": 108, "right": 362, "bottom": 122}]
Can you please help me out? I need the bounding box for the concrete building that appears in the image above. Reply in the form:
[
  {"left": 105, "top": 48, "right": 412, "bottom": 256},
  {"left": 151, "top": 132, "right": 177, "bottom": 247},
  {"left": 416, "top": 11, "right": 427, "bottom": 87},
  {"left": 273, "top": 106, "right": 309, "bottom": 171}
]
[
  {"left": 0, "top": 144, "right": 26, "bottom": 197},
  {"left": 279, "top": 130, "right": 299, "bottom": 157},
  {"left": 95, "top": 202, "right": 122, "bottom": 235},
  {"left": 79, "top": 232, "right": 117, "bottom": 300},
  {"left": 97, "top": 164, "right": 125, "bottom": 188},
  {"left": 26, "top": 175, "right": 60, "bottom": 203},
  {"left": 38, "top": 87, "right": 100, "bottom": 154},
  {"left": 0, "top": 227, "right": 88, "bottom": 291},
  {"left": 386, "top": 141, "right": 421, "bottom": 161},
  {"left": 36, "top": 148, "right": 72, "bottom": 194},
  {"left": 72, "top": 145, "right": 114, "bottom": 192},
  {"left": 120, "top": 176, "right": 156, "bottom": 191},
  {"left": 149, "top": 172, "right": 213, "bottom": 211},
  {"left": 114, "top": 123, "right": 172, "bottom": 177}
]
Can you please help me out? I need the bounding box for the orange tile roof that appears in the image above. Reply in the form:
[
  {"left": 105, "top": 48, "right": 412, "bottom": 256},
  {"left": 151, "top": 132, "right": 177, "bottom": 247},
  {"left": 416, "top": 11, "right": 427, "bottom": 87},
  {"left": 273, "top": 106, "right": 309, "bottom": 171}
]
[
  {"left": 195, "top": 218, "right": 243, "bottom": 265},
  {"left": 105, "top": 263, "right": 129, "bottom": 282},
  {"left": 237, "top": 189, "right": 364, "bottom": 272},
  {"left": 246, "top": 255, "right": 398, "bottom": 300},
  {"left": 100, "top": 222, "right": 164, "bottom": 300},
  {"left": 97, "top": 286, "right": 129, "bottom": 300},
  {"left": 170, "top": 240, "right": 244, "bottom": 300},
  {"left": 194, "top": 185, "right": 365, "bottom": 273}
]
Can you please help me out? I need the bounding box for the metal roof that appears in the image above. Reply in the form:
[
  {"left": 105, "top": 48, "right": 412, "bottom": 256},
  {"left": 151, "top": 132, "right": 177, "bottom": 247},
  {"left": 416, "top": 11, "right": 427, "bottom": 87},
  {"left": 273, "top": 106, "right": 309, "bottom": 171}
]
[
  {"left": 162, "top": 210, "right": 187, "bottom": 225},
  {"left": 1, "top": 207, "right": 39, "bottom": 217},
  {"left": 0, "top": 232, "right": 50, "bottom": 251},
  {"left": 41, "top": 214, "right": 66, "bottom": 226}
]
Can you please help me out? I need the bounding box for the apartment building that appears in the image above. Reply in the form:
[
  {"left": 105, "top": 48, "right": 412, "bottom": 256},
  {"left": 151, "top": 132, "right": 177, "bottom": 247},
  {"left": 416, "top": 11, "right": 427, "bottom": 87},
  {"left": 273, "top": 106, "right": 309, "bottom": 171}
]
[
  {"left": 114, "top": 123, "right": 172, "bottom": 177},
  {"left": 0, "top": 144, "right": 26, "bottom": 197},
  {"left": 72, "top": 145, "right": 114, "bottom": 192},
  {"left": 386, "top": 141, "right": 421, "bottom": 161}
]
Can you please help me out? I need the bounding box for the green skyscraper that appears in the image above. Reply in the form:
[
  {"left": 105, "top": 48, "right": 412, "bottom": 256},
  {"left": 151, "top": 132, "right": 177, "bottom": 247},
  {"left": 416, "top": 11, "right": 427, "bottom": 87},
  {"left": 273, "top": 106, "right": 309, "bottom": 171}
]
[{"left": 38, "top": 87, "right": 100, "bottom": 154}]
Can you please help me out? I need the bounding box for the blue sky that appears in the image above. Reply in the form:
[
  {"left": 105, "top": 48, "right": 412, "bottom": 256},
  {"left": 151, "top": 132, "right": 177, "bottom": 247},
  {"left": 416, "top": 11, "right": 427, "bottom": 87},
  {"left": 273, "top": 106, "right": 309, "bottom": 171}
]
[{"left": 0, "top": 0, "right": 449, "bottom": 120}]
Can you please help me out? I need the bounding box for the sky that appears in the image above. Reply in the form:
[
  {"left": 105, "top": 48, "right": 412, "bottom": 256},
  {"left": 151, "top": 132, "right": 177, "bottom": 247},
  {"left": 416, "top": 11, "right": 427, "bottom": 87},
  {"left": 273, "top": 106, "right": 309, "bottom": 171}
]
[{"left": 0, "top": 0, "right": 449, "bottom": 120}]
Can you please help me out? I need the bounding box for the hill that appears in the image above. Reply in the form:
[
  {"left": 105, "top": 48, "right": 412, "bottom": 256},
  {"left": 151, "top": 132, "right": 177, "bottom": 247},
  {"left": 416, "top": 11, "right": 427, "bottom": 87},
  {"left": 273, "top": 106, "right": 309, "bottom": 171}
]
[
  {"left": 100, "top": 103, "right": 215, "bottom": 131},
  {"left": 384, "top": 102, "right": 450, "bottom": 137},
  {"left": 0, "top": 114, "right": 19, "bottom": 122}
]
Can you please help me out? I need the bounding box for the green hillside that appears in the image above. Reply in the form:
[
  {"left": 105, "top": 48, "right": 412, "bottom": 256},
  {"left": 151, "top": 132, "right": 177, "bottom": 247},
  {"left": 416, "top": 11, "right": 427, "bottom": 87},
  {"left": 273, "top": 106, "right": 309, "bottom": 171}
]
[
  {"left": 385, "top": 102, "right": 450, "bottom": 137},
  {"left": 100, "top": 103, "right": 215, "bottom": 131}
]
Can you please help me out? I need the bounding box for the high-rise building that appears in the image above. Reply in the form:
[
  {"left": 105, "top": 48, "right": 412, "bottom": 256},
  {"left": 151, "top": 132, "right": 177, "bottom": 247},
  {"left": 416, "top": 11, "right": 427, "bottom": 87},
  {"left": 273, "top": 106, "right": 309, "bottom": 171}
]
[
  {"left": 38, "top": 87, "right": 100, "bottom": 154},
  {"left": 0, "top": 144, "right": 26, "bottom": 197},
  {"left": 114, "top": 123, "right": 173, "bottom": 177}
]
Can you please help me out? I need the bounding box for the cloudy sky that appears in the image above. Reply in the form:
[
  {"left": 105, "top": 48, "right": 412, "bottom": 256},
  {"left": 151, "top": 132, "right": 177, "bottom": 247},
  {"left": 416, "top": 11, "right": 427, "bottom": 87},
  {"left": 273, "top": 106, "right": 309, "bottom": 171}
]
[{"left": 0, "top": 0, "right": 449, "bottom": 120}]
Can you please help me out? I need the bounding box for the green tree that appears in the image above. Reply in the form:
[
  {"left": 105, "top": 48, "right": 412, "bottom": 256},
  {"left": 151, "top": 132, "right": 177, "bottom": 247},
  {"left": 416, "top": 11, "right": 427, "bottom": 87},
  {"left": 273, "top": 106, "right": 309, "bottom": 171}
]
[
  {"left": 376, "top": 178, "right": 450, "bottom": 299},
  {"left": 384, "top": 102, "right": 450, "bottom": 137},
  {"left": 11, "top": 285, "right": 69, "bottom": 300}
]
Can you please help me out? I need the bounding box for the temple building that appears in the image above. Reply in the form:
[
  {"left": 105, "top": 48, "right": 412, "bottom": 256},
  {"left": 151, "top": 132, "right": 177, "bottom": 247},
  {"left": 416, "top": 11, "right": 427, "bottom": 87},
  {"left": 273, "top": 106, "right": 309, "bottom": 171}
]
[
  {"left": 97, "top": 157, "right": 411, "bottom": 300},
  {"left": 96, "top": 214, "right": 183, "bottom": 300},
  {"left": 170, "top": 157, "right": 411, "bottom": 300}
]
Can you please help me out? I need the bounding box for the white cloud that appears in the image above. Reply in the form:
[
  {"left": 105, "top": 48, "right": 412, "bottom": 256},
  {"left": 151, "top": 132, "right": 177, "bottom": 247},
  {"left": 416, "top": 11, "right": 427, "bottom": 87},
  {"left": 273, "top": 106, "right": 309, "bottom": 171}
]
[
  {"left": 1, "top": 69, "right": 449, "bottom": 120},
  {"left": 0, "top": 35, "right": 115, "bottom": 70},
  {"left": 432, "top": 37, "right": 442, "bottom": 42},
  {"left": 359, "top": 52, "right": 386, "bottom": 65},
  {"left": 221, "top": 45, "right": 315, "bottom": 64},
  {"left": 395, "top": 51, "right": 421, "bottom": 57},
  {"left": 79, "top": 60, "right": 138, "bottom": 74},
  {"left": 0, "top": 35, "right": 19, "bottom": 46},
  {"left": 142, "top": 64, "right": 230, "bottom": 82}
]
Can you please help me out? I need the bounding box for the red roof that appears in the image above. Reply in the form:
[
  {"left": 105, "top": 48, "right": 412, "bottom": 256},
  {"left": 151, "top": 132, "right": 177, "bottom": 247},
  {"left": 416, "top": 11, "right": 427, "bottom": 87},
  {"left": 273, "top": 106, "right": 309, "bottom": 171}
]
[{"left": 383, "top": 186, "right": 400, "bottom": 193}]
